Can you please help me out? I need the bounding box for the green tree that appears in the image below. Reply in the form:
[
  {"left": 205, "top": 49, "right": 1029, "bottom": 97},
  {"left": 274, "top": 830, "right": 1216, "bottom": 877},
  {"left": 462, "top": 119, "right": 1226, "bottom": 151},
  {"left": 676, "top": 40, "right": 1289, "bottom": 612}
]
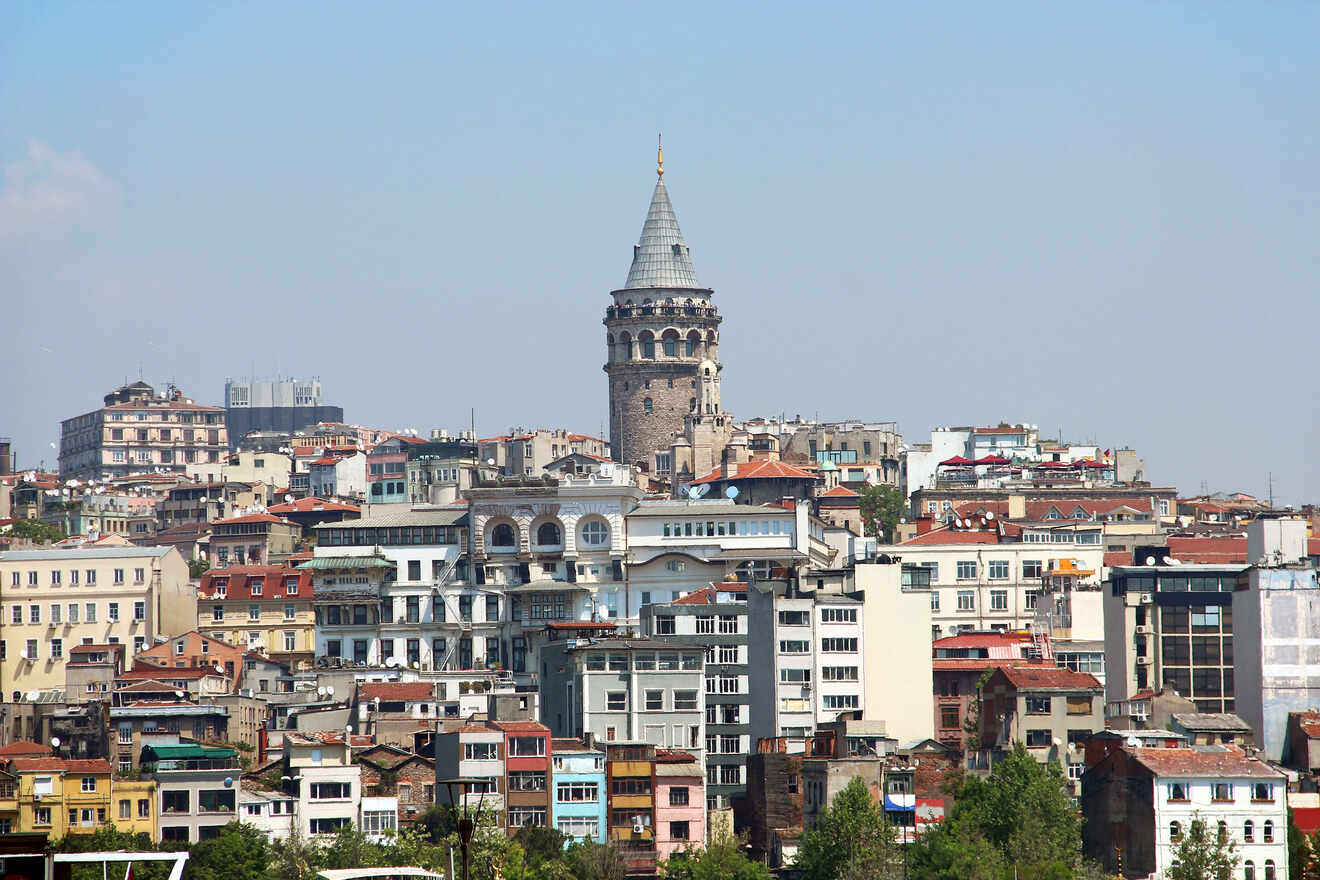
[
  {"left": 794, "top": 776, "right": 902, "bottom": 880},
  {"left": 910, "top": 743, "right": 1080, "bottom": 880},
  {"left": 659, "top": 835, "right": 770, "bottom": 880},
  {"left": 51, "top": 828, "right": 167, "bottom": 880},
  {"left": 562, "top": 839, "right": 626, "bottom": 880},
  {"left": 512, "top": 825, "right": 569, "bottom": 870},
  {"left": 267, "top": 827, "right": 323, "bottom": 880},
  {"left": 6, "top": 518, "right": 65, "bottom": 543},
  {"left": 184, "top": 822, "right": 269, "bottom": 880},
  {"left": 857, "top": 484, "right": 907, "bottom": 540},
  {"left": 189, "top": 558, "right": 211, "bottom": 578},
  {"left": 1165, "top": 815, "right": 1239, "bottom": 880}
]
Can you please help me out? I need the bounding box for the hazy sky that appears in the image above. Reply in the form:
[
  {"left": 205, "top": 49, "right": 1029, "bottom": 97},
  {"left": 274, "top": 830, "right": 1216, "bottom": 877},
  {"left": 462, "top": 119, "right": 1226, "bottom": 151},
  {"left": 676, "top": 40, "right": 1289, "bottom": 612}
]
[{"left": 2, "top": 3, "right": 1317, "bottom": 504}]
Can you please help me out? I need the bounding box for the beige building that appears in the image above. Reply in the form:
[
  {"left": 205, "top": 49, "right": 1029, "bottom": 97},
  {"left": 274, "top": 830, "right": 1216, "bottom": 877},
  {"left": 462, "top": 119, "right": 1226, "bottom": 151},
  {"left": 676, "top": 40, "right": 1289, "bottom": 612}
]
[
  {"left": 185, "top": 449, "right": 294, "bottom": 488},
  {"left": 196, "top": 565, "right": 315, "bottom": 669},
  {"left": 0, "top": 546, "right": 197, "bottom": 698},
  {"left": 209, "top": 513, "right": 301, "bottom": 567},
  {"left": 853, "top": 562, "right": 935, "bottom": 744},
  {"left": 479, "top": 429, "right": 611, "bottom": 476},
  {"left": 58, "top": 382, "right": 228, "bottom": 481}
]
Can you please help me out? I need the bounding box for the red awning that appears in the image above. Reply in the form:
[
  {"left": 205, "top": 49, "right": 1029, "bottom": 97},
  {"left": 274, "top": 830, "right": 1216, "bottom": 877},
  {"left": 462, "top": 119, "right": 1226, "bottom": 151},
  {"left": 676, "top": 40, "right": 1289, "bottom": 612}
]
[
  {"left": 1081, "top": 459, "right": 1108, "bottom": 469},
  {"left": 1034, "top": 460, "right": 1074, "bottom": 469},
  {"left": 938, "top": 456, "right": 973, "bottom": 467},
  {"left": 973, "top": 455, "right": 1010, "bottom": 465}
]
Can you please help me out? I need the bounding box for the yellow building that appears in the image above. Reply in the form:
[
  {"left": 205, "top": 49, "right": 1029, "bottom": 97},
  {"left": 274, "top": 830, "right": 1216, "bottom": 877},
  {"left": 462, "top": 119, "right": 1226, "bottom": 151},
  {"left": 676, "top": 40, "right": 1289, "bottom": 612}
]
[
  {"left": 111, "top": 778, "right": 158, "bottom": 839},
  {"left": 12, "top": 757, "right": 114, "bottom": 836},
  {"left": 0, "top": 767, "right": 17, "bottom": 834},
  {"left": 197, "top": 565, "right": 315, "bottom": 670},
  {"left": 0, "top": 545, "right": 197, "bottom": 697}
]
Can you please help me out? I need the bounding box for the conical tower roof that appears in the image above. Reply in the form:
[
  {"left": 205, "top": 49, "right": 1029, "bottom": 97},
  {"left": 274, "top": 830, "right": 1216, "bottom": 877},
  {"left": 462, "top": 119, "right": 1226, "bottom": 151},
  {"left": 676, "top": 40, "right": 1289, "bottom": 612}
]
[{"left": 623, "top": 176, "right": 702, "bottom": 290}]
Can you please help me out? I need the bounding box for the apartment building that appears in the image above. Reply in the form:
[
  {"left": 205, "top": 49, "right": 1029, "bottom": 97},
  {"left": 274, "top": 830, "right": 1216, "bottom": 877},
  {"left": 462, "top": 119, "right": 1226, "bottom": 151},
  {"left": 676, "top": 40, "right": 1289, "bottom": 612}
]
[
  {"left": 110, "top": 702, "right": 230, "bottom": 775},
  {"left": 974, "top": 666, "right": 1104, "bottom": 787},
  {"left": 0, "top": 546, "right": 196, "bottom": 697},
  {"left": 210, "top": 513, "right": 301, "bottom": 567},
  {"left": 551, "top": 738, "right": 606, "bottom": 842},
  {"left": 404, "top": 438, "right": 483, "bottom": 506},
  {"left": 853, "top": 561, "right": 936, "bottom": 744},
  {"left": 142, "top": 742, "right": 240, "bottom": 844},
  {"left": 10, "top": 757, "right": 114, "bottom": 836},
  {"left": 641, "top": 583, "right": 748, "bottom": 811},
  {"left": 892, "top": 531, "right": 1106, "bottom": 638},
  {"left": 59, "top": 382, "right": 228, "bottom": 481},
  {"left": 652, "top": 749, "right": 705, "bottom": 858},
  {"left": 495, "top": 720, "right": 553, "bottom": 830},
  {"left": 434, "top": 722, "right": 507, "bottom": 827},
  {"left": 931, "top": 632, "right": 1041, "bottom": 752},
  {"left": 1083, "top": 746, "right": 1288, "bottom": 879},
  {"left": 282, "top": 732, "right": 363, "bottom": 837},
  {"left": 198, "top": 565, "right": 315, "bottom": 669},
  {"left": 355, "top": 743, "right": 436, "bottom": 828},
  {"left": 1104, "top": 563, "right": 1246, "bottom": 712},
  {"left": 479, "top": 429, "right": 610, "bottom": 477},
  {"left": 747, "top": 587, "right": 866, "bottom": 739},
  {"left": 605, "top": 742, "right": 658, "bottom": 875}
]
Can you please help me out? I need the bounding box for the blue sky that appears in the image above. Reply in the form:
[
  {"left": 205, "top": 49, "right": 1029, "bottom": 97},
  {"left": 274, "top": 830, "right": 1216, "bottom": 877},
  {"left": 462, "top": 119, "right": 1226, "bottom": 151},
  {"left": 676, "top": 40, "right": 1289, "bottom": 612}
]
[{"left": 2, "top": 3, "right": 1317, "bottom": 503}]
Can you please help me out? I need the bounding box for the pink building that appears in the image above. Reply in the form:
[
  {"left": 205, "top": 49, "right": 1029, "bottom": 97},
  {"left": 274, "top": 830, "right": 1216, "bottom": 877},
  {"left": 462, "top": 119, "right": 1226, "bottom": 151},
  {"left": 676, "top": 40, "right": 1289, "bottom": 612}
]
[{"left": 652, "top": 749, "right": 705, "bottom": 858}]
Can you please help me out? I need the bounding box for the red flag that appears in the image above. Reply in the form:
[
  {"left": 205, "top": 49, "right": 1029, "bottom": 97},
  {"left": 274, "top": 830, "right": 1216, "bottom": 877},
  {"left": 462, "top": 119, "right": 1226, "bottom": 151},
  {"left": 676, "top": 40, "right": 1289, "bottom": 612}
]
[{"left": 1103, "top": 449, "right": 1111, "bottom": 457}]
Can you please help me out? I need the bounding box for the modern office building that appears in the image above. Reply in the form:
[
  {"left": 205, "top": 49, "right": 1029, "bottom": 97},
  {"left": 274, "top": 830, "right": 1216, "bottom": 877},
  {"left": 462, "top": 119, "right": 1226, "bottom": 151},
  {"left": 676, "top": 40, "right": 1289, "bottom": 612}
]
[{"left": 223, "top": 378, "right": 342, "bottom": 449}]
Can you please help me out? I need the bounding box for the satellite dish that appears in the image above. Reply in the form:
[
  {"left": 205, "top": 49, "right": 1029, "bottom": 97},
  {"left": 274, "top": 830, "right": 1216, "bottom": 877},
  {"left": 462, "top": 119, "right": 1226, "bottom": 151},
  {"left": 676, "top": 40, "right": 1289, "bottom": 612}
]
[
  {"left": 954, "top": 518, "right": 964, "bottom": 528},
  {"left": 224, "top": 776, "right": 234, "bottom": 787},
  {"left": 1052, "top": 737, "right": 1062, "bottom": 747},
  {"left": 317, "top": 686, "right": 326, "bottom": 696},
  {"left": 486, "top": 458, "right": 496, "bottom": 466},
  {"left": 1126, "top": 736, "right": 1140, "bottom": 748},
  {"left": 692, "top": 483, "right": 710, "bottom": 500},
  {"left": 50, "top": 737, "right": 61, "bottom": 748},
  {"left": 985, "top": 511, "right": 995, "bottom": 521},
  {"left": 19, "top": 650, "right": 29, "bottom": 660},
  {"left": 1145, "top": 556, "right": 1156, "bottom": 566},
  {"left": 174, "top": 690, "right": 185, "bottom": 698},
  {"left": 598, "top": 607, "right": 610, "bottom": 619},
  {"left": 1161, "top": 556, "right": 1171, "bottom": 565},
  {"left": 726, "top": 486, "right": 739, "bottom": 499},
  {"left": 326, "top": 686, "right": 335, "bottom": 696},
  {"left": 26, "top": 689, "right": 39, "bottom": 701}
]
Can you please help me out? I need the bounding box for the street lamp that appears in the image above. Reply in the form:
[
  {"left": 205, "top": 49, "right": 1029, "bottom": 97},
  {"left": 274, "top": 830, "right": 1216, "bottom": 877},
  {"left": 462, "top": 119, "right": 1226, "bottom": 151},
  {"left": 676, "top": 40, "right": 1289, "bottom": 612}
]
[{"left": 438, "top": 776, "right": 488, "bottom": 880}]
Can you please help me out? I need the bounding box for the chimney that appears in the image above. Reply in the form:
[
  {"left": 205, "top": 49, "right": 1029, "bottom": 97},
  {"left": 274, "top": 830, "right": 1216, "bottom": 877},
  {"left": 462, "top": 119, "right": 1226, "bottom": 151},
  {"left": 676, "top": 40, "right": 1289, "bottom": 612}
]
[{"left": 1008, "top": 494, "right": 1026, "bottom": 520}]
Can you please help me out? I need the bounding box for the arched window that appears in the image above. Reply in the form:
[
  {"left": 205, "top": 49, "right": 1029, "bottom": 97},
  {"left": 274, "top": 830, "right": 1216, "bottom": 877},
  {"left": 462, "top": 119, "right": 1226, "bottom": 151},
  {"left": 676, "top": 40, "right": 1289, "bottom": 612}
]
[
  {"left": 1244, "top": 861, "right": 1255, "bottom": 880},
  {"left": 643, "top": 398, "right": 653, "bottom": 414},
  {"left": 1263, "top": 820, "right": 1274, "bottom": 843},
  {"left": 1169, "top": 821, "right": 1182, "bottom": 841},
  {"left": 662, "top": 330, "right": 679, "bottom": 357},
  {"left": 619, "top": 332, "right": 632, "bottom": 361},
  {"left": 1265, "top": 860, "right": 1276, "bottom": 880},
  {"left": 1244, "top": 820, "right": 1254, "bottom": 842},
  {"left": 1217, "top": 820, "right": 1228, "bottom": 842},
  {"left": 536, "top": 522, "right": 562, "bottom": 546},
  {"left": 639, "top": 331, "right": 655, "bottom": 359},
  {"left": 685, "top": 332, "right": 698, "bottom": 356},
  {"left": 490, "top": 523, "right": 515, "bottom": 547},
  {"left": 581, "top": 520, "right": 609, "bottom": 547}
]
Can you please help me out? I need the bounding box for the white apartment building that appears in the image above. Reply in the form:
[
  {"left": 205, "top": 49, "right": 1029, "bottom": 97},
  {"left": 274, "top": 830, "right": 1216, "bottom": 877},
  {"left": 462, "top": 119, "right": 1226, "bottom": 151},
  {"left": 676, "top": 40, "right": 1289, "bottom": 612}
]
[
  {"left": 283, "top": 733, "right": 362, "bottom": 837},
  {"left": 747, "top": 588, "right": 866, "bottom": 738},
  {"left": 239, "top": 788, "right": 297, "bottom": 840},
  {"left": 887, "top": 539, "right": 1105, "bottom": 639},
  {"left": 1083, "top": 746, "right": 1288, "bottom": 879}
]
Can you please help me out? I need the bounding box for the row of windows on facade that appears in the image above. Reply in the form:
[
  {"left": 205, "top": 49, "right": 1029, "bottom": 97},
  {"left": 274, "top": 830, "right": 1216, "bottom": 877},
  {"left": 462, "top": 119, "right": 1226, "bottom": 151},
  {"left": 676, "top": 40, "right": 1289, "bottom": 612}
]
[
  {"left": 583, "top": 652, "right": 702, "bottom": 672},
  {"left": 8, "top": 567, "right": 147, "bottom": 587},
  {"left": 210, "top": 576, "right": 301, "bottom": 597},
  {"left": 661, "top": 519, "right": 790, "bottom": 538},
  {"left": 652, "top": 614, "right": 740, "bottom": 635},
  {"left": 105, "top": 426, "right": 222, "bottom": 442},
  {"left": 908, "top": 560, "right": 1048, "bottom": 582},
  {"left": 484, "top": 520, "right": 610, "bottom": 548},
  {"left": 610, "top": 330, "right": 713, "bottom": 360},
  {"left": 317, "top": 593, "right": 503, "bottom": 625},
  {"left": 776, "top": 638, "right": 859, "bottom": 653},
  {"left": 322, "top": 635, "right": 510, "bottom": 668},
  {"left": 110, "top": 449, "right": 222, "bottom": 464},
  {"left": 638, "top": 396, "right": 719, "bottom": 416},
  {"left": 103, "top": 410, "right": 222, "bottom": 424}
]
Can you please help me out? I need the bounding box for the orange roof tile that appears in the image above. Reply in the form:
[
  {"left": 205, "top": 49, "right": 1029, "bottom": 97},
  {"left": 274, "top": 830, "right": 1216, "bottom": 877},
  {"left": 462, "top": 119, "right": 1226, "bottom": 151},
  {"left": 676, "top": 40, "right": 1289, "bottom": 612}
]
[
  {"left": 900, "top": 528, "right": 1001, "bottom": 545},
  {"left": 0, "top": 740, "right": 51, "bottom": 757},
  {"left": 818, "top": 485, "right": 860, "bottom": 498},
  {"left": 359, "top": 682, "right": 434, "bottom": 702},
  {"left": 11, "top": 758, "right": 113, "bottom": 773},
  {"left": 690, "top": 460, "right": 820, "bottom": 484},
  {"left": 998, "top": 666, "right": 1102, "bottom": 691},
  {"left": 1128, "top": 746, "right": 1282, "bottom": 779},
  {"left": 269, "top": 496, "right": 360, "bottom": 514},
  {"left": 212, "top": 513, "right": 285, "bottom": 526}
]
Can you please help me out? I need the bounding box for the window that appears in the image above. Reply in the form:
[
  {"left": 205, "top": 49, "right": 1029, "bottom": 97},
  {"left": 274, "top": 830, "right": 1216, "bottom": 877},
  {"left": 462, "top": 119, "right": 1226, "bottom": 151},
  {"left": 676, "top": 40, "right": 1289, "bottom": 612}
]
[
  {"left": 820, "top": 607, "right": 857, "bottom": 623},
  {"left": 1244, "top": 862, "right": 1255, "bottom": 880},
  {"left": 674, "top": 690, "right": 697, "bottom": 710},
  {"left": 643, "top": 397, "right": 653, "bottom": 413},
  {"left": 361, "top": 810, "right": 397, "bottom": 835},
  {"left": 1265, "top": 861, "right": 1276, "bottom": 880},
  {"left": 1263, "top": 820, "right": 1274, "bottom": 843},
  {"left": 1066, "top": 695, "right": 1092, "bottom": 715},
  {"left": 823, "top": 694, "right": 859, "bottom": 710},
  {"left": 29, "top": 605, "right": 39, "bottom": 624},
  {"left": 1025, "top": 729, "right": 1051, "bottom": 748},
  {"left": 988, "top": 560, "right": 1009, "bottom": 579},
  {"left": 108, "top": 602, "right": 119, "bottom": 622},
  {"left": 536, "top": 522, "right": 561, "bottom": 545},
  {"left": 1252, "top": 782, "right": 1275, "bottom": 802},
  {"left": 781, "top": 668, "right": 811, "bottom": 683},
  {"left": 669, "top": 786, "right": 689, "bottom": 806},
  {"left": 780, "top": 640, "right": 810, "bottom": 653},
  {"left": 133, "top": 601, "right": 146, "bottom": 621},
  {"left": 138, "top": 799, "right": 150, "bottom": 818},
  {"left": 1025, "top": 696, "right": 1051, "bottom": 714},
  {"left": 509, "top": 736, "right": 545, "bottom": 757},
  {"left": 508, "top": 772, "right": 547, "bottom": 792},
  {"left": 930, "top": 592, "right": 940, "bottom": 611},
  {"left": 557, "top": 782, "right": 599, "bottom": 803},
  {"left": 606, "top": 691, "right": 626, "bottom": 711},
  {"left": 941, "top": 707, "right": 960, "bottom": 729},
  {"left": 81, "top": 776, "right": 98, "bottom": 793},
  {"left": 670, "top": 821, "right": 690, "bottom": 841},
  {"left": 113, "top": 569, "right": 125, "bottom": 585},
  {"left": 821, "top": 638, "right": 858, "bottom": 652},
  {"left": 25, "top": 639, "right": 38, "bottom": 660},
  {"left": 956, "top": 561, "right": 977, "bottom": 579},
  {"left": 696, "top": 616, "right": 715, "bottom": 634},
  {"left": 1167, "top": 783, "right": 1188, "bottom": 801},
  {"left": 162, "top": 790, "right": 190, "bottom": 813},
  {"left": 1022, "top": 559, "right": 1042, "bottom": 578},
  {"left": 490, "top": 523, "right": 515, "bottom": 547},
  {"left": 51, "top": 639, "right": 63, "bottom": 659},
  {"left": 990, "top": 590, "right": 1008, "bottom": 611},
  {"left": 310, "top": 782, "right": 351, "bottom": 799},
  {"left": 645, "top": 689, "right": 664, "bottom": 710},
  {"left": 581, "top": 519, "right": 609, "bottom": 546},
  {"left": 822, "top": 666, "right": 859, "bottom": 681},
  {"left": 778, "top": 610, "right": 810, "bottom": 626},
  {"left": 1212, "top": 782, "right": 1233, "bottom": 802},
  {"left": 507, "top": 807, "right": 547, "bottom": 828},
  {"left": 198, "top": 790, "right": 236, "bottom": 812},
  {"left": 33, "top": 807, "right": 51, "bottom": 826},
  {"left": 310, "top": 818, "right": 350, "bottom": 835},
  {"left": 1244, "top": 820, "right": 1254, "bottom": 842},
  {"left": 655, "top": 615, "right": 676, "bottom": 634}
]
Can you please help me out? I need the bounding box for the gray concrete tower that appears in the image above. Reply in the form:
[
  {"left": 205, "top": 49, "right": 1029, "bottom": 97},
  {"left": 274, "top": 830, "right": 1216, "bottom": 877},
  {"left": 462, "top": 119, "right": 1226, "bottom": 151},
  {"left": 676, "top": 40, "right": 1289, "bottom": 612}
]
[{"left": 604, "top": 143, "right": 723, "bottom": 471}]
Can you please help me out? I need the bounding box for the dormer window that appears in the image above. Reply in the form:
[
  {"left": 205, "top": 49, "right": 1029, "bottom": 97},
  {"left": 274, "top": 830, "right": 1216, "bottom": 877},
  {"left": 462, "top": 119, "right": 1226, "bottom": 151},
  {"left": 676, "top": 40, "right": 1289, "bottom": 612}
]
[
  {"left": 250, "top": 579, "right": 263, "bottom": 596},
  {"left": 285, "top": 577, "right": 299, "bottom": 595}
]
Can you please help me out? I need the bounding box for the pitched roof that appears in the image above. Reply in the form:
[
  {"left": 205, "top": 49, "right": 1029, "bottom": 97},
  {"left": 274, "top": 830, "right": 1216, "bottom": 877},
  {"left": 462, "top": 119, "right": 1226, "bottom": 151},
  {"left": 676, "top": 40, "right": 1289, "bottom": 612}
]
[
  {"left": 690, "top": 459, "right": 819, "bottom": 484},
  {"left": 997, "top": 666, "right": 1102, "bottom": 691},
  {"left": 10, "top": 758, "right": 113, "bottom": 773},
  {"left": 490, "top": 720, "right": 550, "bottom": 733},
  {"left": 1127, "top": 746, "right": 1283, "bottom": 779},
  {"left": 268, "top": 497, "right": 361, "bottom": 514},
  {"left": 900, "top": 528, "right": 1001, "bottom": 545},
  {"left": 623, "top": 176, "right": 701, "bottom": 289},
  {"left": 212, "top": 513, "right": 285, "bottom": 526},
  {"left": 199, "top": 565, "right": 310, "bottom": 599},
  {"left": 0, "top": 740, "right": 51, "bottom": 757},
  {"left": 359, "top": 682, "right": 434, "bottom": 702},
  {"left": 818, "top": 485, "right": 859, "bottom": 498},
  {"left": 934, "top": 632, "right": 1032, "bottom": 649}
]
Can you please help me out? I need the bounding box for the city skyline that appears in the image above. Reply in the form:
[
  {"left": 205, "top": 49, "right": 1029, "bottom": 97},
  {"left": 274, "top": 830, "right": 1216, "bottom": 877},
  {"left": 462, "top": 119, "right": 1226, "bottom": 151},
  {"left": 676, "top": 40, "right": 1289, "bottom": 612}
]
[{"left": 2, "top": 3, "right": 1317, "bottom": 503}]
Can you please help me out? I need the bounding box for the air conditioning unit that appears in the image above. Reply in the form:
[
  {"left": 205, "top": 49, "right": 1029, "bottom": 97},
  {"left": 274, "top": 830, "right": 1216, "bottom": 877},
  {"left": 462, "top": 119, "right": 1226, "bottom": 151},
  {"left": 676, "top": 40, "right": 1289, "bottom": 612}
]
[
  {"left": 1135, "top": 625, "right": 1152, "bottom": 635},
  {"left": 1136, "top": 656, "right": 1152, "bottom": 665},
  {"left": 1139, "top": 593, "right": 1153, "bottom": 604},
  {"left": 34, "top": 793, "right": 42, "bottom": 802},
  {"left": 632, "top": 823, "right": 645, "bottom": 834}
]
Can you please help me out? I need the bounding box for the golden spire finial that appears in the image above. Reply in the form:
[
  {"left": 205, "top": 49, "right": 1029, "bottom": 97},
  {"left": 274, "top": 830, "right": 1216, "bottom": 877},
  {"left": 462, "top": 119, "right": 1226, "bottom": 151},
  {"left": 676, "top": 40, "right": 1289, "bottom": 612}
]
[{"left": 657, "top": 134, "right": 664, "bottom": 177}]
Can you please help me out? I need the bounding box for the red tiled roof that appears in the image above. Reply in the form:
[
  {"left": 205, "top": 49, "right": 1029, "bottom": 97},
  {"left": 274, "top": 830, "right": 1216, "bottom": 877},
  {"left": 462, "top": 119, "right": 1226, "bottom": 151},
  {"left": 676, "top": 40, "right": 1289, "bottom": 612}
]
[
  {"left": 117, "top": 666, "right": 218, "bottom": 681},
  {"left": 1296, "top": 711, "right": 1320, "bottom": 738},
  {"left": 997, "top": 666, "right": 1102, "bottom": 691},
  {"left": 359, "top": 682, "right": 434, "bottom": 702},
  {"left": 1166, "top": 536, "right": 1247, "bottom": 563},
  {"left": 104, "top": 400, "right": 222, "bottom": 412},
  {"left": 933, "top": 632, "right": 1031, "bottom": 649},
  {"left": 934, "top": 658, "right": 1052, "bottom": 672},
  {"left": 655, "top": 749, "right": 699, "bottom": 763},
  {"left": 269, "top": 496, "right": 360, "bottom": 514},
  {"left": 212, "top": 513, "right": 284, "bottom": 525},
  {"left": 690, "top": 460, "right": 820, "bottom": 484},
  {"left": 0, "top": 740, "right": 51, "bottom": 757},
  {"left": 10, "top": 758, "right": 113, "bottom": 773},
  {"left": 490, "top": 721, "right": 550, "bottom": 733},
  {"left": 900, "top": 528, "right": 1001, "bottom": 545},
  {"left": 818, "top": 485, "right": 859, "bottom": 498},
  {"left": 1128, "top": 746, "right": 1282, "bottom": 779},
  {"left": 199, "top": 565, "right": 311, "bottom": 599},
  {"left": 116, "top": 680, "right": 186, "bottom": 693}
]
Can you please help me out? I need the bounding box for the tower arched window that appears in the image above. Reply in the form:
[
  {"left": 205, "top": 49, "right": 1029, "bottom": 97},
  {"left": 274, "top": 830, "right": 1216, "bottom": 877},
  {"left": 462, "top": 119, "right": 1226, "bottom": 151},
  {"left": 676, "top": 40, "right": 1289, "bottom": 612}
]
[
  {"left": 685, "top": 335, "right": 697, "bottom": 356},
  {"left": 490, "top": 523, "right": 515, "bottom": 548},
  {"left": 662, "top": 331, "right": 678, "bottom": 357},
  {"left": 644, "top": 398, "right": 653, "bottom": 414},
  {"left": 1169, "top": 821, "right": 1182, "bottom": 841},
  {"left": 639, "top": 331, "right": 655, "bottom": 359}
]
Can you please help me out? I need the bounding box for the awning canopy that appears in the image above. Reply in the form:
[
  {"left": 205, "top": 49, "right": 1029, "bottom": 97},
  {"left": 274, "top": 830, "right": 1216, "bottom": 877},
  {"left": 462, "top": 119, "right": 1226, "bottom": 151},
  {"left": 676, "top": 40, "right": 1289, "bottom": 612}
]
[
  {"left": 938, "top": 456, "right": 973, "bottom": 467},
  {"left": 973, "top": 455, "right": 1010, "bottom": 465},
  {"left": 140, "top": 744, "right": 237, "bottom": 761}
]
